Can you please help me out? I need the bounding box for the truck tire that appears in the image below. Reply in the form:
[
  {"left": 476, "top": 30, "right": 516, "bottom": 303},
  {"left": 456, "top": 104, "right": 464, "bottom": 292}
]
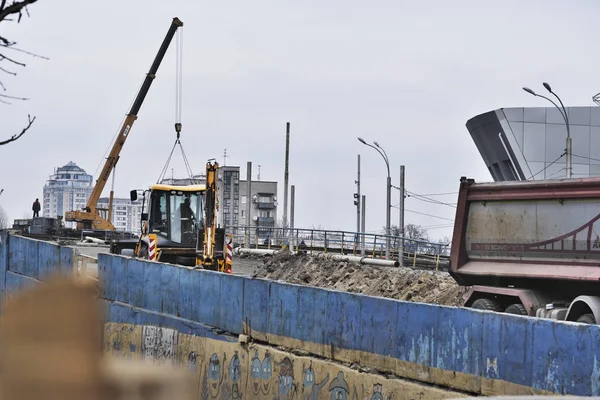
[
  {"left": 504, "top": 304, "right": 528, "bottom": 316},
  {"left": 576, "top": 313, "right": 596, "bottom": 324},
  {"left": 471, "top": 298, "right": 503, "bottom": 312}
]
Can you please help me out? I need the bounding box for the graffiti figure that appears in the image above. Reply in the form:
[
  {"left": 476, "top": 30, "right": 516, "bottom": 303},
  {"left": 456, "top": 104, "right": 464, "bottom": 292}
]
[
  {"left": 302, "top": 361, "right": 330, "bottom": 400},
  {"left": 229, "top": 351, "right": 242, "bottom": 400},
  {"left": 328, "top": 371, "right": 349, "bottom": 400},
  {"left": 187, "top": 351, "right": 198, "bottom": 372},
  {"left": 261, "top": 351, "right": 274, "bottom": 395},
  {"left": 277, "top": 357, "right": 297, "bottom": 400},
  {"left": 370, "top": 384, "right": 383, "bottom": 400},
  {"left": 250, "top": 350, "right": 262, "bottom": 396},
  {"left": 207, "top": 352, "right": 227, "bottom": 399}
]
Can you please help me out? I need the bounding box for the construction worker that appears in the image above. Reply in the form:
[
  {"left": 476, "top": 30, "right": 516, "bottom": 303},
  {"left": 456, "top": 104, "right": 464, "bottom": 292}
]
[{"left": 32, "top": 198, "right": 41, "bottom": 218}]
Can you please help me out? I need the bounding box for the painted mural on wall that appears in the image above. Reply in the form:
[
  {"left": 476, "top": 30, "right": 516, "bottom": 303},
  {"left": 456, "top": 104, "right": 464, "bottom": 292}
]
[{"left": 104, "top": 323, "right": 397, "bottom": 400}]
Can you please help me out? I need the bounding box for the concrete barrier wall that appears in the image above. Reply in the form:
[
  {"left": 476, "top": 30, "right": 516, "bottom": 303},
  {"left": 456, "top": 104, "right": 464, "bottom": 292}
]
[
  {"left": 4, "top": 233, "right": 600, "bottom": 397},
  {"left": 0, "top": 232, "right": 73, "bottom": 300},
  {"left": 95, "top": 252, "right": 600, "bottom": 397}
]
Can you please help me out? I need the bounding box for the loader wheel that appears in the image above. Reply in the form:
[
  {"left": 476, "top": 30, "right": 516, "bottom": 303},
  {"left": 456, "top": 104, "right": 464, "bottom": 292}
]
[
  {"left": 471, "top": 298, "right": 503, "bottom": 312},
  {"left": 504, "top": 303, "right": 528, "bottom": 316},
  {"left": 576, "top": 313, "right": 596, "bottom": 324},
  {"left": 138, "top": 243, "right": 149, "bottom": 259}
]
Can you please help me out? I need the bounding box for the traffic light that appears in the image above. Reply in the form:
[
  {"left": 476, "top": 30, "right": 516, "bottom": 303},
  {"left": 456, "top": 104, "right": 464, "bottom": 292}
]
[{"left": 354, "top": 193, "right": 359, "bottom": 206}]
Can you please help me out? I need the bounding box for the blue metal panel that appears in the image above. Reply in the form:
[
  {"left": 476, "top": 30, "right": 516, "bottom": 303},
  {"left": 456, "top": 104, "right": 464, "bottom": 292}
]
[
  {"left": 297, "top": 285, "right": 329, "bottom": 345},
  {"left": 197, "top": 270, "right": 221, "bottom": 327},
  {"left": 105, "top": 300, "right": 235, "bottom": 342},
  {"left": 142, "top": 261, "right": 162, "bottom": 313},
  {"left": 126, "top": 259, "right": 145, "bottom": 308},
  {"left": 481, "top": 312, "right": 533, "bottom": 387},
  {"left": 97, "top": 253, "right": 111, "bottom": 300},
  {"left": 219, "top": 273, "right": 243, "bottom": 334},
  {"left": 435, "top": 307, "right": 483, "bottom": 377},
  {"left": 268, "top": 282, "right": 299, "bottom": 339},
  {"left": 178, "top": 267, "right": 201, "bottom": 322},
  {"left": 5, "top": 271, "right": 39, "bottom": 296},
  {"left": 37, "top": 241, "right": 60, "bottom": 281},
  {"left": 22, "top": 238, "right": 40, "bottom": 279},
  {"left": 242, "top": 278, "right": 270, "bottom": 335},
  {"left": 397, "top": 302, "right": 438, "bottom": 367},
  {"left": 58, "top": 246, "right": 73, "bottom": 276},
  {"left": 0, "top": 232, "right": 8, "bottom": 298},
  {"left": 160, "top": 263, "right": 180, "bottom": 316},
  {"left": 531, "top": 318, "right": 592, "bottom": 395},
  {"left": 5, "top": 271, "right": 21, "bottom": 295},
  {"left": 110, "top": 256, "right": 128, "bottom": 303},
  {"left": 359, "top": 294, "right": 398, "bottom": 356},
  {"left": 326, "top": 290, "right": 361, "bottom": 352},
  {"left": 8, "top": 236, "right": 26, "bottom": 275}
]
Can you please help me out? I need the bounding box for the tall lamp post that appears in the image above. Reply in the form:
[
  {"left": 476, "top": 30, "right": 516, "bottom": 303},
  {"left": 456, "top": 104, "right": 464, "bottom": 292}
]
[
  {"left": 523, "top": 83, "right": 572, "bottom": 178},
  {"left": 358, "top": 137, "right": 391, "bottom": 259}
]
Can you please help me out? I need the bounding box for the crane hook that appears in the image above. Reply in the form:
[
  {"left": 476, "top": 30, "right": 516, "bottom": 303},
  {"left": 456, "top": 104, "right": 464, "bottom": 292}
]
[{"left": 175, "top": 122, "right": 182, "bottom": 140}]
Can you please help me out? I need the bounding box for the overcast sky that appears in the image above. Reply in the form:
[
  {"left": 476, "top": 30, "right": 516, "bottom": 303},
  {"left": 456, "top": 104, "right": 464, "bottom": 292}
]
[{"left": 1, "top": 0, "right": 598, "bottom": 241}]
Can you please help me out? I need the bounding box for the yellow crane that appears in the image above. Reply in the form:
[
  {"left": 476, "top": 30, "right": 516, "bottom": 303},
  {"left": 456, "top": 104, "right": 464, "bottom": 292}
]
[{"left": 65, "top": 17, "right": 183, "bottom": 230}]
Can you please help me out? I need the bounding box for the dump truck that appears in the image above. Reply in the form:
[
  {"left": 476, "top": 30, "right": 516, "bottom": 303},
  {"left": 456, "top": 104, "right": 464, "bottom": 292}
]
[{"left": 450, "top": 176, "right": 600, "bottom": 324}]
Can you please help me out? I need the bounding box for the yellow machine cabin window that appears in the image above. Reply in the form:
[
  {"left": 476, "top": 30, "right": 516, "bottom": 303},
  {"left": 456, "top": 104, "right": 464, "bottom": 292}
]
[{"left": 168, "top": 191, "right": 203, "bottom": 245}]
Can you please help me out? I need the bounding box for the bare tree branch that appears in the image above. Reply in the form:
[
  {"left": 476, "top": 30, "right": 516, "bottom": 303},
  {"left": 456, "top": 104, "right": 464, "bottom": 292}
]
[
  {"left": 0, "top": 114, "right": 34, "bottom": 145},
  {"left": 0, "top": 52, "right": 26, "bottom": 67},
  {"left": 0, "top": 0, "right": 38, "bottom": 22},
  {"left": 0, "top": 93, "right": 28, "bottom": 100},
  {"left": 0, "top": 0, "right": 43, "bottom": 146}
]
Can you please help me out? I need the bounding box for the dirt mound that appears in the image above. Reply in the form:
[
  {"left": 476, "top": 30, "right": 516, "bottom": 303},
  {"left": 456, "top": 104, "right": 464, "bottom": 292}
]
[{"left": 252, "top": 250, "right": 467, "bottom": 307}]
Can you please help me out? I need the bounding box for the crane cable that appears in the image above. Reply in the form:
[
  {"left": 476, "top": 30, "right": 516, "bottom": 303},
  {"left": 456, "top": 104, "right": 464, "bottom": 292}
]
[{"left": 156, "top": 27, "right": 197, "bottom": 184}]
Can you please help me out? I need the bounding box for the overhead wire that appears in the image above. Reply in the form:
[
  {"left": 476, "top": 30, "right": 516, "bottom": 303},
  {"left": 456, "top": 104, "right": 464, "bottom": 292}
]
[
  {"left": 529, "top": 152, "right": 566, "bottom": 179},
  {"left": 157, "top": 27, "right": 197, "bottom": 184},
  {"left": 405, "top": 209, "right": 454, "bottom": 221}
]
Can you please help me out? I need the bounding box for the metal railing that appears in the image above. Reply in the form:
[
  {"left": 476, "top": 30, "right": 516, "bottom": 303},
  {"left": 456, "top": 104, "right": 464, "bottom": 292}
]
[
  {"left": 72, "top": 250, "right": 99, "bottom": 282},
  {"left": 228, "top": 226, "right": 450, "bottom": 270}
]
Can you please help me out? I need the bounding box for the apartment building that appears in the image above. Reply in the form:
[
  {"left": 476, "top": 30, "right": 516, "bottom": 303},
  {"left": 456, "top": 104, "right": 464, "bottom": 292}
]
[
  {"left": 43, "top": 161, "right": 93, "bottom": 228},
  {"left": 159, "top": 165, "right": 277, "bottom": 238},
  {"left": 238, "top": 180, "right": 278, "bottom": 239},
  {"left": 97, "top": 197, "right": 143, "bottom": 235}
]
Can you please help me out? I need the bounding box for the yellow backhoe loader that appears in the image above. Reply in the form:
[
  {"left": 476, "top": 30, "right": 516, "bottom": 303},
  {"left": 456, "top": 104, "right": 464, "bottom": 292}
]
[{"left": 110, "top": 160, "right": 233, "bottom": 273}]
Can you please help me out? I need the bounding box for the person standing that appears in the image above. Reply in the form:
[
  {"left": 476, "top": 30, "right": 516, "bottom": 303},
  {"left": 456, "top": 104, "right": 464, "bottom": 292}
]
[{"left": 32, "top": 198, "right": 41, "bottom": 218}]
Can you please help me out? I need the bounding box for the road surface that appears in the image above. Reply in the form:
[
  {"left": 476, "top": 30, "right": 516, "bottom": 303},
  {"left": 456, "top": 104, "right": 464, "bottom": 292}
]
[{"left": 72, "top": 245, "right": 263, "bottom": 277}]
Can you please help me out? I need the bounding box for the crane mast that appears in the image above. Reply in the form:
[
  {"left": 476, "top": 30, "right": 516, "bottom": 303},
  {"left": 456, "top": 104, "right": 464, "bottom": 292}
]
[{"left": 65, "top": 17, "right": 183, "bottom": 230}]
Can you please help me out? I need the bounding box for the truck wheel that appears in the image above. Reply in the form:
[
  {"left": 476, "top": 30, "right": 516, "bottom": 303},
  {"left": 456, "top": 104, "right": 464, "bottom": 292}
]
[
  {"left": 504, "top": 304, "right": 528, "bottom": 315},
  {"left": 471, "top": 298, "right": 503, "bottom": 312},
  {"left": 576, "top": 313, "right": 596, "bottom": 324}
]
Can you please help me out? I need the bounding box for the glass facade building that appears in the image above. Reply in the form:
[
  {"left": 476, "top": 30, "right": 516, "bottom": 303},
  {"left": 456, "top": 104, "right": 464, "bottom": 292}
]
[{"left": 467, "top": 107, "right": 600, "bottom": 181}]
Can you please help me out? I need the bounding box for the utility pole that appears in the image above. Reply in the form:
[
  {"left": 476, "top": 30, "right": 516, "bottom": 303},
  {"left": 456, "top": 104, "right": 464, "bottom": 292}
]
[
  {"left": 245, "top": 162, "right": 252, "bottom": 248},
  {"left": 290, "top": 185, "right": 295, "bottom": 248},
  {"left": 398, "top": 165, "right": 405, "bottom": 267},
  {"left": 257, "top": 165, "right": 261, "bottom": 181},
  {"left": 361, "top": 195, "right": 366, "bottom": 256},
  {"left": 355, "top": 154, "right": 361, "bottom": 234},
  {"left": 283, "top": 122, "right": 290, "bottom": 240},
  {"left": 223, "top": 149, "right": 228, "bottom": 166}
]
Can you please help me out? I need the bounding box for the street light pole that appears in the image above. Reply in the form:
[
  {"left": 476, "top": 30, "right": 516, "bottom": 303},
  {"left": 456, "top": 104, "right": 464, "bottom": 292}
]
[
  {"left": 358, "top": 137, "right": 391, "bottom": 259},
  {"left": 523, "top": 84, "right": 572, "bottom": 178}
]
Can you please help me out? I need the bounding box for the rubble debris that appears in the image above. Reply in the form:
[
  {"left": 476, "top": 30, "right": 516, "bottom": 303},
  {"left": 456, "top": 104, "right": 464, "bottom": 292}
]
[{"left": 252, "top": 250, "right": 467, "bottom": 307}]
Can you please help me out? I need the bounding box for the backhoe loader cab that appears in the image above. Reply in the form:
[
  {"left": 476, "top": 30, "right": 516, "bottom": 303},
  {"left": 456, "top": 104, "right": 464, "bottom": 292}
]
[{"left": 142, "top": 184, "right": 205, "bottom": 246}]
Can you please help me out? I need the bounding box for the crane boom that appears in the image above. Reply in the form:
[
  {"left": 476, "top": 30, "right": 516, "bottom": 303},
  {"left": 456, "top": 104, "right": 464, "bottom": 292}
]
[{"left": 65, "top": 17, "right": 183, "bottom": 230}]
